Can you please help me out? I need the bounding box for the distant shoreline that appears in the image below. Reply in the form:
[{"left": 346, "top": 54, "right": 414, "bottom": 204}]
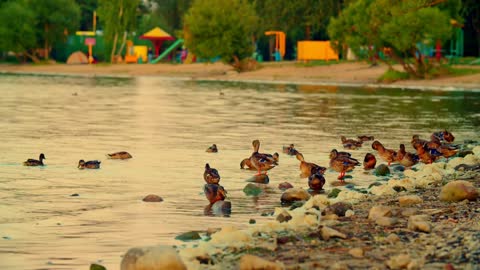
[{"left": 1, "top": 61, "right": 480, "bottom": 91}]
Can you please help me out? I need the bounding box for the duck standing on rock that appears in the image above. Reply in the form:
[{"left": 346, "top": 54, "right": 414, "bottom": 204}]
[
  {"left": 249, "top": 140, "right": 278, "bottom": 175},
  {"left": 206, "top": 144, "right": 218, "bottom": 153},
  {"left": 363, "top": 153, "right": 377, "bottom": 170},
  {"left": 329, "top": 149, "right": 360, "bottom": 181},
  {"left": 412, "top": 142, "right": 436, "bottom": 164},
  {"left": 23, "top": 153, "right": 46, "bottom": 166},
  {"left": 372, "top": 140, "right": 397, "bottom": 166},
  {"left": 78, "top": 160, "right": 101, "bottom": 169},
  {"left": 432, "top": 129, "right": 455, "bottom": 143},
  {"left": 341, "top": 136, "right": 363, "bottom": 150},
  {"left": 203, "top": 163, "right": 227, "bottom": 204},
  {"left": 396, "top": 144, "right": 419, "bottom": 168},
  {"left": 107, "top": 151, "right": 132, "bottom": 159},
  {"left": 296, "top": 152, "right": 326, "bottom": 178}
]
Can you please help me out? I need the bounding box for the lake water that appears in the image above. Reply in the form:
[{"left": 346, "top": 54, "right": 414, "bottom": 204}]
[{"left": 0, "top": 74, "right": 479, "bottom": 269}]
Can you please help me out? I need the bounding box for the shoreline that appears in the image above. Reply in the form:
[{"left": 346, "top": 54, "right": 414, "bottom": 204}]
[{"left": 1, "top": 61, "right": 480, "bottom": 92}]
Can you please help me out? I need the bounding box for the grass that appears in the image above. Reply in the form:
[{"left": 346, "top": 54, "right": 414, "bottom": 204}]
[
  {"left": 295, "top": 59, "right": 350, "bottom": 67},
  {"left": 377, "top": 68, "right": 410, "bottom": 83}
]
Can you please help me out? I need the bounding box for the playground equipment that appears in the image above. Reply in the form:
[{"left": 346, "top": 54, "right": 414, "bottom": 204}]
[
  {"left": 140, "top": 27, "right": 175, "bottom": 59},
  {"left": 265, "top": 31, "right": 285, "bottom": 61},
  {"left": 75, "top": 11, "right": 97, "bottom": 64},
  {"left": 447, "top": 28, "right": 464, "bottom": 64},
  {"left": 66, "top": 51, "right": 88, "bottom": 64},
  {"left": 297, "top": 41, "right": 339, "bottom": 62},
  {"left": 125, "top": 40, "right": 148, "bottom": 64},
  {"left": 150, "top": 39, "right": 184, "bottom": 64}
]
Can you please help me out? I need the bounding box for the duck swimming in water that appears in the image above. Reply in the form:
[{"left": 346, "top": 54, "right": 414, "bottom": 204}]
[
  {"left": 206, "top": 144, "right": 218, "bottom": 153},
  {"left": 372, "top": 140, "right": 397, "bottom": 166},
  {"left": 329, "top": 150, "right": 360, "bottom": 181},
  {"left": 241, "top": 152, "right": 278, "bottom": 171},
  {"left": 107, "top": 151, "right": 132, "bottom": 159},
  {"left": 308, "top": 167, "right": 326, "bottom": 191},
  {"left": 363, "top": 153, "right": 377, "bottom": 170},
  {"left": 23, "top": 153, "right": 46, "bottom": 166},
  {"left": 203, "top": 184, "right": 227, "bottom": 204},
  {"left": 78, "top": 160, "right": 101, "bottom": 169},
  {"left": 204, "top": 163, "right": 220, "bottom": 184},
  {"left": 249, "top": 140, "right": 278, "bottom": 175},
  {"left": 357, "top": 135, "right": 375, "bottom": 142},
  {"left": 341, "top": 136, "right": 363, "bottom": 150},
  {"left": 296, "top": 152, "right": 326, "bottom": 177},
  {"left": 329, "top": 149, "right": 352, "bottom": 160}
]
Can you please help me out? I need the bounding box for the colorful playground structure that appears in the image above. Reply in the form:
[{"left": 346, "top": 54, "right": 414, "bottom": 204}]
[
  {"left": 297, "top": 41, "right": 339, "bottom": 62},
  {"left": 265, "top": 31, "right": 285, "bottom": 61}
]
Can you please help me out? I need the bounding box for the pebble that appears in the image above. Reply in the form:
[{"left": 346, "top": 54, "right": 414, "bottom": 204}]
[
  {"left": 345, "top": 209, "right": 355, "bottom": 217},
  {"left": 142, "top": 194, "right": 163, "bottom": 202},
  {"left": 239, "top": 254, "right": 282, "bottom": 270},
  {"left": 348, "top": 247, "right": 364, "bottom": 258},
  {"left": 376, "top": 217, "right": 398, "bottom": 227},
  {"left": 368, "top": 206, "right": 392, "bottom": 220},
  {"left": 408, "top": 215, "right": 432, "bottom": 233},
  {"left": 386, "top": 233, "right": 400, "bottom": 244},
  {"left": 321, "top": 226, "right": 347, "bottom": 240},
  {"left": 278, "top": 182, "right": 294, "bottom": 190},
  {"left": 386, "top": 254, "right": 411, "bottom": 269},
  {"left": 322, "top": 202, "right": 353, "bottom": 217},
  {"left": 280, "top": 188, "right": 311, "bottom": 204},
  {"left": 121, "top": 245, "right": 187, "bottom": 270},
  {"left": 398, "top": 195, "right": 423, "bottom": 207}
]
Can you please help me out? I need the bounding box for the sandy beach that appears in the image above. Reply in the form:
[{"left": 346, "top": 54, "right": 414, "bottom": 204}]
[{"left": 1, "top": 61, "right": 480, "bottom": 90}]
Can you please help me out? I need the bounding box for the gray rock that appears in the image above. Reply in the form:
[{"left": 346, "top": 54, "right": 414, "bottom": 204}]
[
  {"left": 211, "top": 200, "right": 232, "bottom": 215},
  {"left": 175, "top": 231, "right": 201, "bottom": 241},
  {"left": 375, "top": 164, "right": 390, "bottom": 176},
  {"left": 322, "top": 202, "right": 353, "bottom": 217}
]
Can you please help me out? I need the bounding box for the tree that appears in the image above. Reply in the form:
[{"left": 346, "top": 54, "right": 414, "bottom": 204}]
[
  {"left": 149, "top": 0, "right": 192, "bottom": 34},
  {"left": 184, "top": 0, "right": 258, "bottom": 69},
  {"left": 98, "top": 0, "right": 140, "bottom": 62},
  {"left": 328, "top": 0, "right": 462, "bottom": 78},
  {"left": 462, "top": 0, "right": 480, "bottom": 55},
  {"left": 29, "top": 0, "right": 81, "bottom": 60},
  {"left": 75, "top": 0, "right": 98, "bottom": 31},
  {"left": 0, "top": 0, "right": 38, "bottom": 62}
]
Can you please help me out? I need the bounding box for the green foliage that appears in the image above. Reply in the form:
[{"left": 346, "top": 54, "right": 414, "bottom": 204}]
[
  {"left": 184, "top": 0, "right": 258, "bottom": 66},
  {"left": 328, "top": 0, "right": 462, "bottom": 78},
  {"left": 149, "top": 0, "right": 192, "bottom": 34},
  {"left": 378, "top": 69, "right": 410, "bottom": 83},
  {"left": 29, "top": 0, "right": 81, "bottom": 59},
  {"left": 0, "top": 1, "right": 37, "bottom": 55},
  {"left": 75, "top": 0, "right": 98, "bottom": 31}
]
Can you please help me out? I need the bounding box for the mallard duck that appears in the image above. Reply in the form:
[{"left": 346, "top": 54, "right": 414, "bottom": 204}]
[
  {"left": 371, "top": 140, "right": 397, "bottom": 166},
  {"left": 432, "top": 130, "right": 455, "bottom": 143},
  {"left": 296, "top": 152, "right": 326, "bottom": 177},
  {"left": 204, "top": 184, "right": 227, "bottom": 204},
  {"left": 412, "top": 142, "right": 436, "bottom": 164},
  {"left": 308, "top": 167, "right": 325, "bottom": 191},
  {"left": 341, "top": 136, "right": 363, "bottom": 149},
  {"left": 23, "top": 153, "right": 46, "bottom": 166},
  {"left": 411, "top": 135, "right": 428, "bottom": 148},
  {"left": 78, "top": 160, "right": 101, "bottom": 169},
  {"left": 249, "top": 140, "right": 278, "bottom": 175},
  {"left": 363, "top": 153, "right": 376, "bottom": 170},
  {"left": 435, "top": 144, "right": 459, "bottom": 159},
  {"left": 206, "top": 144, "right": 218, "bottom": 153},
  {"left": 396, "top": 144, "right": 419, "bottom": 167},
  {"left": 107, "top": 151, "right": 132, "bottom": 159},
  {"left": 240, "top": 158, "right": 254, "bottom": 170},
  {"left": 357, "top": 135, "right": 375, "bottom": 141},
  {"left": 282, "top": 144, "right": 298, "bottom": 156},
  {"left": 329, "top": 150, "right": 360, "bottom": 181},
  {"left": 329, "top": 149, "right": 352, "bottom": 160},
  {"left": 204, "top": 163, "right": 220, "bottom": 184}
]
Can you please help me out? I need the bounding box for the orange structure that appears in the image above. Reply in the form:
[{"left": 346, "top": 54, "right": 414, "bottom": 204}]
[
  {"left": 297, "top": 41, "right": 339, "bottom": 62},
  {"left": 140, "top": 27, "right": 175, "bottom": 58},
  {"left": 265, "top": 31, "right": 286, "bottom": 59}
]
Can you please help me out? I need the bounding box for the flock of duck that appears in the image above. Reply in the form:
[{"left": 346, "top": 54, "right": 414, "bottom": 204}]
[
  {"left": 22, "top": 151, "right": 133, "bottom": 168},
  {"left": 202, "top": 130, "right": 459, "bottom": 205}
]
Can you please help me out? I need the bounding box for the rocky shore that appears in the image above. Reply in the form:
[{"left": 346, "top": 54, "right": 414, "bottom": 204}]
[{"left": 118, "top": 147, "right": 480, "bottom": 270}]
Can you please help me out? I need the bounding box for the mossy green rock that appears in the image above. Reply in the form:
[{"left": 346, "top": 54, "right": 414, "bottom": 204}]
[
  {"left": 328, "top": 188, "right": 342, "bottom": 198},
  {"left": 175, "top": 231, "right": 201, "bottom": 241},
  {"left": 243, "top": 183, "right": 263, "bottom": 196},
  {"left": 375, "top": 164, "right": 390, "bottom": 176},
  {"left": 90, "top": 264, "right": 106, "bottom": 270}
]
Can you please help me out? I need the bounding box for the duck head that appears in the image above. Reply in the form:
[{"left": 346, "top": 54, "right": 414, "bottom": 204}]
[
  {"left": 252, "top": 140, "right": 260, "bottom": 152},
  {"left": 372, "top": 140, "right": 384, "bottom": 150},
  {"left": 78, "top": 160, "right": 85, "bottom": 168},
  {"left": 329, "top": 149, "right": 339, "bottom": 160},
  {"left": 39, "top": 153, "right": 46, "bottom": 160},
  {"left": 295, "top": 152, "right": 305, "bottom": 162}
]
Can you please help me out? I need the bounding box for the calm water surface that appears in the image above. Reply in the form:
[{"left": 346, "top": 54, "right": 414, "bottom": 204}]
[{"left": 0, "top": 74, "right": 479, "bottom": 269}]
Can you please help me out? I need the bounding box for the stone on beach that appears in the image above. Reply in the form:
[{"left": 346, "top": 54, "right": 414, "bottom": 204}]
[
  {"left": 239, "top": 254, "right": 283, "bottom": 270},
  {"left": 121, "top": 245, "right": 187, "bottom": 270},
  {"left": 368, "top": 206, "right": 392, "bottom": 220},
  {"left": 375, "top": 164, "right": 390, "bottom": 176},
  {"left": 321, "top": 226, "right": 347, "bottom": 240},
  {"left": 398, "top": 195, "right": 423, "bottom": 207},
  {"left": 243, "top": 183, "right": 263, "bottom": 196},
  {"left": 348, "top": 248, "right": 364, "bottom": 258},
  {"left": 439, "top": 180, "right": 479, "bottom": 202},
  {"left": 322, "top": 202, "right": 353, "bottom": 217},
  {"left": 278, "top": 182, "right": 294, "bottom": 190},
  {"left": 407, "top": 215, "right": 431, "bottom": 233},
  {"left": 211, "top": 200, "right": 232, "bottom": 215},
  {"left": 280, "top": 188, "right": 311, "bottom": 204},
  {"left": 142, "top": 194, "right": 163, "bottom": 202}
]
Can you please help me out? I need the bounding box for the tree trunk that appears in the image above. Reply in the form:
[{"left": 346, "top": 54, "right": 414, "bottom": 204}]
[
  {"left": 232, "top": 55, "right": 241, "bottom": 71},
  {"left": 111, "top": 31, "right": 118, "bottom": 63},
  {"left": 116, "top": 31, "right": 128, "bottom": 57},
  {"left": 44, "top": 24, "right": 49, "bottom": 60},
  {"left": 24, "top": 51, "right": 41, "bottom": 63},
  {"left": 305, "top": 25, "right": 311, "bottom": 40}
]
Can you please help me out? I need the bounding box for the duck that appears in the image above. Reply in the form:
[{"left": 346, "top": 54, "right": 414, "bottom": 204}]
[
  {"left": 23, "top": 153, "right": 46, "bottom": 166},
  {"left": 204, "top": 163, "right": 220, "bottom": 184},
  {"left": 329, "top": 149, "right": 352, "bottom": 160},
  {"left": 241, "top": 152, "right": 278, "bottom": 171},
  {"left": 203, "top": 184, "right": 227, "bottom": 204},
  {"left": 432, "top": 129, "right": 455, "bottom": 143},
  {"left": 295, "top": 152, "right": 327, "bottom": 178},
  {"left": 249, "top": 140, "right": 278, "bottom": 175},
  {"left": 412, "top": 142, "right": 436, "bottom": 164},
  {"left": 78, "top": 160, "right": 101, "bottom": 169},
  {"left": 107, "top": 151, "right": 132, "bottom": 159},
  {"left": 329, "top": 150, "right": 360, "bottom": 181},
  {"left": 357, "top": 135, "right": 375, "bottom": 142},
  {"left": 340, "top": 136, "right": 363, "bottom": 149},
  {"left": 282, "top": 144, "right": 298, "bottom": 156},
  {"left": 411, "top": 135, "right": 428, "bottom": 148},
  {"left": 206, "top": 144, "right": 218, "bottom": 153},
  {"left": 363, "top": 153, "right": 377, "bottom": 170},
  {"left": 435, "top": 144, "right": 459, "bottom": 160},
  {"left": 396, "top": 144, "right": 419, "bottom": 167},
  {"left": 371, "top": 140, "right": 397, "bottom": 166},
  {"left": 308, "top": 167, "right": 326, "bottom": 191}
]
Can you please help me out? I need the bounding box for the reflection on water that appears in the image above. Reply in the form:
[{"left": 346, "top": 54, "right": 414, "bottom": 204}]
[{"left": 0, "top": 74, "right": 479, "bottom": 269}]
